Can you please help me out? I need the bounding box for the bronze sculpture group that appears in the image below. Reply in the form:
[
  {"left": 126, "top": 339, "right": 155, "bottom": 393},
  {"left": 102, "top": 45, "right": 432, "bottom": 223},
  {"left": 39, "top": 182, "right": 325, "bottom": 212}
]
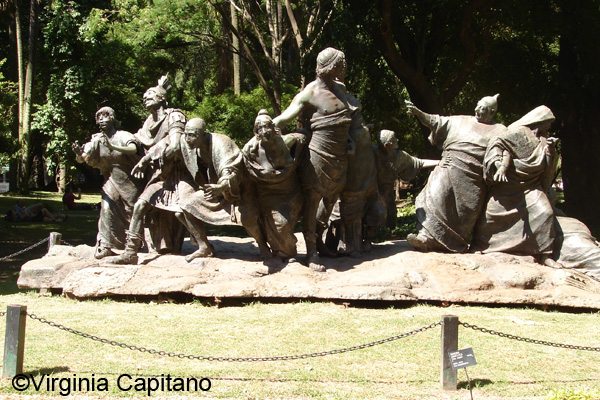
[{"left": 73, "top": 47, "right": 597, "bottom": 277}]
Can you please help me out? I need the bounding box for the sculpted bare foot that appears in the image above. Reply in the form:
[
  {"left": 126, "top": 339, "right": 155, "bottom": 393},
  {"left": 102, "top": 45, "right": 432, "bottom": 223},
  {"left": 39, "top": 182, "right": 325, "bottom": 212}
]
[
  {"left": 185, "top": 246, "right": 213, "bottom": 262},
  {"left": 407, "top": 233, "right": 429, "bottom": 252},
  {"left": 307, "top": 255, "right": 325, "bottom": 272},
  {"left": 541, "top": 257, "right": 563, "bottom": 269}
]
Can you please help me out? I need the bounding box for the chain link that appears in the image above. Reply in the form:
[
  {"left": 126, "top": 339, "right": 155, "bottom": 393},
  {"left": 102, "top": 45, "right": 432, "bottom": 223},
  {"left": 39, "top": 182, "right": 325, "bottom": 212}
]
[
  {"left": 460, "top": 321, "right": 600, "bottom": 352},
  {"left": 0, "top": 237, "right": 49, "bottom": 261},
  {"left": 27, "top": 312, "right": 442, "bottom": 362}
]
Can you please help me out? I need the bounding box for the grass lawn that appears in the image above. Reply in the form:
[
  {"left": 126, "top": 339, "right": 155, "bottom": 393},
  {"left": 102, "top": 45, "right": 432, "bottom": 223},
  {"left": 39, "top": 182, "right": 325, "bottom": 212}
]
[{"left": 0, "top": 191, "right": 599, "bottom": 399}]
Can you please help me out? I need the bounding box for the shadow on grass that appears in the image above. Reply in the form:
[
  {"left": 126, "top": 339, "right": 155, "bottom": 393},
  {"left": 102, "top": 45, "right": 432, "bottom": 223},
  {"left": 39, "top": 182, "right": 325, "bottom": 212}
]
[
  {"left": 458, "top": 378, "right": 493, "bottom": 389},
  {"left": 24, "top": 366, "right": 71, "bottom": 376}
]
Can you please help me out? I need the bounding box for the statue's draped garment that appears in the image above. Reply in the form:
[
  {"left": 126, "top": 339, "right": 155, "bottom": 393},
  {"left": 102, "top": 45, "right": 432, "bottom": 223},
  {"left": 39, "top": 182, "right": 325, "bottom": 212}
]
[
  {"left": 415, "top": 115, "right": 505, "bottom": 252},
  {"left": 471, "top": 125, "right": 558, "bottom": 255},
  {"left": 83, "top": 131, "right": 144, "bottom": 250}
]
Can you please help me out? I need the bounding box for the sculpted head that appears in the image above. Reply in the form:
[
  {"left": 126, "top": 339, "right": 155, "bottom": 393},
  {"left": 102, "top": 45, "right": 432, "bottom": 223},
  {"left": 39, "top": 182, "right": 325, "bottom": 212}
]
[
  {"left": 474, "top": 94, "right": 499, "bottom": 123},
  {"left": 95, "top": 107, "right": 119, "bottom": 130},
  {"left": 509, "top": 105, "right": 555, "bottom": 135},
  {"left": 143, "top": 74, "right": 170, "bottom": 111},
  {"left": 316, "top": 47, "right": 346, "bottom": 79},
  {"left": 143, "top": 87, "right": 166, "bottom": 111},
  {"left": 184, "top": 118, "right": 207, "bottom": 148},
  {"left": 253, "top": 110, "right": 278, "bottom": 141},
  {"left": 378, "top": 129, "right": 398, "bottom": 151}
]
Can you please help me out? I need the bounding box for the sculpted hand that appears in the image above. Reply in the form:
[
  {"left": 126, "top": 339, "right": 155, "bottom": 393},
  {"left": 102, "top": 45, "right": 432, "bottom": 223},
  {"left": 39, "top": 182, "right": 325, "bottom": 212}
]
[
  {"left": 131, "top": 157, "right": 148, "bottom": 179},
  {"left": 204, "top": 183, "right": 225, "bottom": 201},
  {"left": 545, "top": 137, "right": 559, "bottom": 156},
  {"left": 405, "top": 100, "right": 417, "bottom": 115},
  {"left": 71, "top": 142, "right": 83, "bottom": 156},
  {"left": 493, "top": 166, "right": 508, "bottom": 183}
]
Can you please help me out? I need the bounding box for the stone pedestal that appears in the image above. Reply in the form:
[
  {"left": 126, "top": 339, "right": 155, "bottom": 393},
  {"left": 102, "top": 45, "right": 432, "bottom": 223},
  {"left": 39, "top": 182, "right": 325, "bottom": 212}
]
[{"left": 17, "top": 234, "right": 600, "bottom": 309}]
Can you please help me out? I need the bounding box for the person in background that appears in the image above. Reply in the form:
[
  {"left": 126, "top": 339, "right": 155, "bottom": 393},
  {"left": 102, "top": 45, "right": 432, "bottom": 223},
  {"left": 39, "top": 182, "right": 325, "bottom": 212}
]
[
  {"left": 7, "top": 199, "right": 66, "bottom": 222},
  {"left": 62, "top": 186, "right": 97, "bottom": 210}
]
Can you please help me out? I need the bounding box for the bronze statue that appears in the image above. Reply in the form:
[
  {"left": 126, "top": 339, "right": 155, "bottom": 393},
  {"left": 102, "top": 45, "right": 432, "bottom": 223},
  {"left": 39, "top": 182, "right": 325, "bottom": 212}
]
[
  {"left": 274, "top": 47, "right": 353, "bottom": 271},
  {"left": 405, "top": 95, "right": 506, "bottom": 253},
  {"left": 471, "top": 106, "right": 560, "bottom": 267},
  {"left": 73, "top": 107, "right": 144, "bottom": 259},
  {"left": 374, "top": 129, "right": 438, "bottom": 231},
  {"left": 242, "top": 111, "right": 304, "bottom": 259},
  {"left": 110, "top": 76, "right": 189, "bottom": 264},
  {"left": 177, "top": 117, "right": 272, "bottom": 261},
  {"left": 322, "top": 92, "right": 383, "bottom": 257}
]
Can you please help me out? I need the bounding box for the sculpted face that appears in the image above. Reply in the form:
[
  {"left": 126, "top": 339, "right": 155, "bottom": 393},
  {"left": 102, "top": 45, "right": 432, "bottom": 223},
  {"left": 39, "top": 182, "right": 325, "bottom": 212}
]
[
  {"left": 184, "top": 122, "right": 206, "bottom": 148},
  {"left": 254, "top": 117, "right": 276, "bottom": 141},
  {"left": 534, "top": 120, "right": 553, "bottom": 135},
  {"left": 96, "top": 112, "right": 114, "bottom": 131},
  {"left": 385, "top": 135, "right": 399, "bottom": 151},
  {"left": 143, "top": 89, "right": 163, "bottom": 111},
  {"left": 334, "top": 58, "right": 347, "bottom": 82},
  {"left": 474, "top": 100, "right": 495, "bottom": 123}
]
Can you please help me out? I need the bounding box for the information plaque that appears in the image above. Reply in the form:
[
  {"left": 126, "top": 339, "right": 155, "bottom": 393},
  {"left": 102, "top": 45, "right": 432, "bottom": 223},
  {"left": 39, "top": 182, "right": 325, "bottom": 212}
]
[{"left": 448, "top": 347, "right": 477, "bottom": 370}]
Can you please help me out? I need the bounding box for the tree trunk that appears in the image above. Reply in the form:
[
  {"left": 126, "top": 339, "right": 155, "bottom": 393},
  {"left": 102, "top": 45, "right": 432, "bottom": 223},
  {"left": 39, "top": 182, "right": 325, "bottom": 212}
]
[
  {"left": 14, "top": 0, "right": 24, "bottom": 129},
  {"left": 208, "top": 0, "right": 281, "bottom": 114},
  {"left": 230, "top": 1, "right": 241, "bottom": 95},
  {"left": 17, "top": 0, "right": 39, "bottom": 194},
  {"left": 57, "top": 163, "right": 67, "bottom": 193},
  {"left": 557, "top": 1, "right": 600, "bottom": 227},
  {"left": 217, "top": 22, "right": 232, "bottom": 95}
]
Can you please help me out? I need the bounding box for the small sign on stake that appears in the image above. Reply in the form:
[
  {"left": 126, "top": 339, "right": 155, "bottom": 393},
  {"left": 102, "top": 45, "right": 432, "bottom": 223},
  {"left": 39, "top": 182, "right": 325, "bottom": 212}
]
[
  {"left": 449, "top": 347, "right": 477, "bottom": 370},
  {"left": 448, "top": 348, "right": 477, "bottom": 400}
]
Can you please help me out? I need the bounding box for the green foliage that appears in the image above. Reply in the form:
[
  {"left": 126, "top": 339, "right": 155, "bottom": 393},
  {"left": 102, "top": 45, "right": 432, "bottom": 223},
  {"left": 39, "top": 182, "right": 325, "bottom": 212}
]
[
  {"left": 193, "top": 84, "right": 298, "bottom": 147},
  {"left": 321, "top": 4, "right": 426, "bottom": 157},
  {"left": 391, "top": 194, "right": 418, "bottom": 239},
  {"left": 0, "top": 59, "right": 17, "bottom": 168},
  {"left": 33, "top": 1, "right": 113, "bottom": 175},
  {"left": 103, "top": 0, "right": 222, "bottom": 109}
]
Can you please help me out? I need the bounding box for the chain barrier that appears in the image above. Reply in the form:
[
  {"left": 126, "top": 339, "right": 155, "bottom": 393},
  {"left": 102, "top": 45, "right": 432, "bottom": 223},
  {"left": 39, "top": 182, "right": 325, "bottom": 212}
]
[
  {"left": 0, "top": 237, "right": 49, "bottom": 261},
  {"left": 27, "top": 312, "right": 442, "bottom": 362},
  {"left": 460, "top": 321, "right": 600, "bottom": 352}
]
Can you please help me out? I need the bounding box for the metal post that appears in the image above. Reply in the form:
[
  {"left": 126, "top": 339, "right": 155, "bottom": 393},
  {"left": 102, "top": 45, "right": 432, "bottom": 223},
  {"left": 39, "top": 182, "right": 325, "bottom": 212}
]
[
  {"left": 48, "top": 232, "right": 62, "bottom": 252},
  {"left": 441, "top": 314, "right": 458, "bottom": 390},
  {"left": 3, "top": 305, "right": 27, "bottom": 378}
]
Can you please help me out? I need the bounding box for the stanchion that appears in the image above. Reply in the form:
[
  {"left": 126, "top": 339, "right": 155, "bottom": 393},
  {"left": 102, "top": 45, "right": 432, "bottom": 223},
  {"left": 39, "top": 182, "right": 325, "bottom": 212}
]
[
  {"left": 2, "top": 304, "right": 27, "bottom": 378},
  {"left": 441, "top": 314, "right": 458, "bottom": 390},
  {"left": 48, "top": 232, "right": 62, "bottom": 252}
]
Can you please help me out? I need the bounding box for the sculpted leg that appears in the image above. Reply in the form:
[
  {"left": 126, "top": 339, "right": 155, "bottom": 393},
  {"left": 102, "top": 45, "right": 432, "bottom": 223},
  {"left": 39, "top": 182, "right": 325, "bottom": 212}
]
[
  {"left": 239, "top": 201, "right": 272, "bottom": 260},
  {"left": 315, "top": 198, "right": 337, "bottom": 257},
  {"left": 175, "top": 211, "right": 213, "bottom": 262},
  {"left": 303, "top": 188, "right": 325, "bottom": 272},
  {"left": 108, "top": 199, "right": 152, "bottom": 264}
]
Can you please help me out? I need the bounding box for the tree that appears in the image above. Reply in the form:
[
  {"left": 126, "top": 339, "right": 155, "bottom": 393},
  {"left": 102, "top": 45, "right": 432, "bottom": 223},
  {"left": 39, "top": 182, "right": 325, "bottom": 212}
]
[
  {"left": 13, "top": 0, "right": 39, "bottom": 193},
  {"left": 556, "top": 0, "right": 600, "bottom": 226},
  {"left": 284, "top": 0, "right": 338, "bottom": 88},
  {"left": 0, "top": 59, "right": 18, "bottom": 169},
  {"left": 209, "top": 0, "right": 289, "bottom": 114}
]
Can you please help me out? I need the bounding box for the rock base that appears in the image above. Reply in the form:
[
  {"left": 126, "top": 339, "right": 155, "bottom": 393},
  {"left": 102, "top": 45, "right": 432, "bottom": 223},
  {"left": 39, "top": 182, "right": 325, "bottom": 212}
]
[{"left": 17, "top": 234, "right": 600, "bottom": 309}]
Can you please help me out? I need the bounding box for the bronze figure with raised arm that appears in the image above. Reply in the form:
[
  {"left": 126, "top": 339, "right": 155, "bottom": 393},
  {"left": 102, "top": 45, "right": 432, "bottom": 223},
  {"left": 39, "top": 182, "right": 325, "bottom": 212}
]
[
  {"left": 273, "top": 47, "right": 353, "bottom": 271},
  {"left": 404, "top": 95, "right": 506, "bottom": 253}
]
